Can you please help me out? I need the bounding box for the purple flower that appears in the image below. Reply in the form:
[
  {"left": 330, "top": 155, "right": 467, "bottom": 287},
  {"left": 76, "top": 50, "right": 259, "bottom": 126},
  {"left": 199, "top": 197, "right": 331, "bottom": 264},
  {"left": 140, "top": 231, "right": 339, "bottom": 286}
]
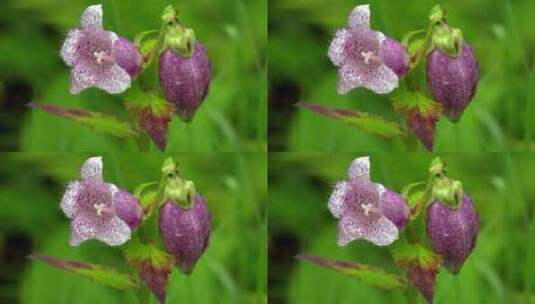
[
  {"left": 426, "top": 43, "right": 479, "bottom": 121},
  {"left": 159, "top": 195, "right": 212, "bottom": 273},
  {"left": 60, "top": 156, "right": 142, "bottom": 246},
  {"left": 426, "top": 195, "right": 479, "bottom": 273},
  {"left": 158, "top": 43, "right": 212, "bottom": 121},
  {"left": 328, "top": 5, "right": 408, "bottom": 95},
  {"left": 60, "top": 5, "right": 141, "bottom": 94},
  {"left": 328, "top": 156, "right": 409, "bottom": 246}
]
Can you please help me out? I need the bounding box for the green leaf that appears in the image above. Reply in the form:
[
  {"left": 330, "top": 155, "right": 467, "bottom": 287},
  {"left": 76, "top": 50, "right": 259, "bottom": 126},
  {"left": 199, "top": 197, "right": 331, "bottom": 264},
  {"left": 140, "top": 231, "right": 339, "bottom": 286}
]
[
  {"left": 123, "top": 238, "right": 173, "bottom": 270},
  {"left": 29, "top": 254, "right": 139, "bottom": 290},
  {"left": 391, "top": 88, "right": 440, "bottom": 115},
  {"left": 297, "top": 102, "right": 406, "bottom": 138},
  {"left": 390, "top": 238, "right": 441, "bottom": 303},
  {"left": 296, "top": 255, "right": 407, "bottom": 290},
  {"left": 28, "top": 102, "right": 138, "bottom": 138}
]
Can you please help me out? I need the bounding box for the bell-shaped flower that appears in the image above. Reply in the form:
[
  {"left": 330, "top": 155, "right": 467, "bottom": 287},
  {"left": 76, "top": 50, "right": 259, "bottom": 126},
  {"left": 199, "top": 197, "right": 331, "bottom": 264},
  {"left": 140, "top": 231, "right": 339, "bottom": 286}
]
[
  {"left": 328, "top": 156, "right": 409, "bottom": 246},
  {"left": 60, "top": 156, "right": 142, "bottom": 246},
  {"left": 328, "top": 5, "right": 408, "bottom": 94},
  {"left": 60, "top": 5, "right": 141, "bottom": 94}
]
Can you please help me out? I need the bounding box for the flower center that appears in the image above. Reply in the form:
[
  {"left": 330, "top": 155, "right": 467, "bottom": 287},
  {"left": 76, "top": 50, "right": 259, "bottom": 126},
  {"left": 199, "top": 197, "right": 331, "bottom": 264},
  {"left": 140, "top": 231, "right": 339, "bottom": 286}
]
[
  {"left": 361, "top": 51, "right": 381, "bottom": 65},
  {"left": 361, "top": 203, "right": 379, "bottom": 217},
  {"left": 94, "top": 202, "right": 113, "bottom": 217},
  {"left": 93, "top": 50, "right": 113, "bottom": 65}
]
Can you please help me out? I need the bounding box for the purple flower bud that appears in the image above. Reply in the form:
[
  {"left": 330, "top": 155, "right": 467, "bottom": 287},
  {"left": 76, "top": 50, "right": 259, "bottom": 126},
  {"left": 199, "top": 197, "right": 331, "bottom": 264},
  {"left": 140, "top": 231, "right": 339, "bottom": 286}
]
[
  {"left": 113, "top": 189, "right": 142, "bottom": 229},
  {"left": 426, "top": 43, "right": 479, "bottom": 121},
  {"left": 407, "top": 264, "right": 436, "bottom": 304},
  {"left": 139, "top": 264, "right": 170, "bottom": 304},
  {"left": 112, "top": 37, "right": 142, "bottom": 78},
  {"left": 426, "top": 195, "right": 479, "bottom": 273},
  {"left": 159, "top": 195, "right": 211, "bottom": 273},
  {"left": 379, "top": 189, "right": 410, "bottom": 230},
  {"left": 138, "top": 108, "right": 172, "bottom": 151},
  {"left": 379, "top": 37, "right": 409, "bottom": 78},
  {"left": 407, "top": 108, "right": 438, "bottom": 151},
  {"left": 159, "top": 43, "right": 211, "bottom": 121}
]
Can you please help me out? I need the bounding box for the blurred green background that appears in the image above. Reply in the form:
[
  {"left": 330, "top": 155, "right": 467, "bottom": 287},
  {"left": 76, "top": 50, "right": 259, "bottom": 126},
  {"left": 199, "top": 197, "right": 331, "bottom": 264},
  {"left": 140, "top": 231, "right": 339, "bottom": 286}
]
[
  {"left": 0, "top": 153, "right": 267, "bottom": 303},
  {"left": 269, "top": 0, "right": 535, "bottom": 152},
  {"left": 268, "top": 153, "right": 535, "bottom": 303},
  {"left": 0, "top": 0, "right": 266, "bottom": 152}
]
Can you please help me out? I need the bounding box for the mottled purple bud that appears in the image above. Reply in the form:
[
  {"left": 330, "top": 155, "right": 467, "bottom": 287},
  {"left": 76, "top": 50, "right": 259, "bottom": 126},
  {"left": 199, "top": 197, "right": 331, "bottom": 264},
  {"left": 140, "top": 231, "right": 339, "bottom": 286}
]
[
  {"left": 379, "top": 189, "right": 409, "bottom": 230},
  {"left": 427, "top": 43, "right": 479, "bottom": 121},
  {"left": 139, "top": 264, "right": 170, "bottom": 304},
  {"left": 407, "top": 108, "right": 438, "bottom": 151},
  {"left": 138, "top": 108, "right": 172, "bottom": 151},
  {"left": 113, "top": 189, "right": 142, "bottom": 229},
  {"left": 380, "top": 37, "right": 409, "bottom": 78},
  {"left": 113, "top": 37, "right": 142, "bottom": 78},
  {"left": 426, "top": 195, "right": 479, "bottom": 273},
  {"left": 159, "top": 43, "right": 211, "bottom": 121},
  {"left": 408, "top": 264, "right": 436, "bottom": 304},
  {"left": 159, "top": 195, "right": 212, "bottom": 273}
]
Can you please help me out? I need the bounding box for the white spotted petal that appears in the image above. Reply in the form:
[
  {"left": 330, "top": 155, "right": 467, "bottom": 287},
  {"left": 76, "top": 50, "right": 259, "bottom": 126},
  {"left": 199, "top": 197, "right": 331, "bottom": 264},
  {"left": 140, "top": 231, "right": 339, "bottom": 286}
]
[
  {"left": 95, "top": 216, "right": 131, "bottom": 246},
  {"left": 328, "top": 29, "right": 349, "bottom": 67},
  {"left": 60, "top": 29, "right": 81, "bottom": 66},
  {"left": 348, "top": 4, "right": 370, "bottom": 28},
  {"left": 81, "top": 4, "right": 103, "bottom": 29},
  {"left": 81, "top": 156, "right": 103, "bottom": 181},
  {"left": 348, "top": 156, "right": 370, "bottom": 180},
  {"left": 361, "top": 63, "right": 399, "bottom": 94},
  {"left": 328, "top": 181, "right": 348, "bottom": 219},
  {"left": 60, "top": 181, "right": 81, "bottom": 218}
]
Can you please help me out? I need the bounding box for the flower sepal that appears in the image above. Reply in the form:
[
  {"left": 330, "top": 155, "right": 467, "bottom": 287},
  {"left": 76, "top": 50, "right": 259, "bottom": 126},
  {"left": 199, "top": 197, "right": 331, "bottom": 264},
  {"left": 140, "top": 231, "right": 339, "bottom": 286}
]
[
  {"left": 124, "top": 88, "right": 174, "bottom": 151},
  {"left": 123, "top": 238, "right": 174, "bottom": 304},
  {"left": 425, "top": 157, "right": 464, "bottom": 209}
]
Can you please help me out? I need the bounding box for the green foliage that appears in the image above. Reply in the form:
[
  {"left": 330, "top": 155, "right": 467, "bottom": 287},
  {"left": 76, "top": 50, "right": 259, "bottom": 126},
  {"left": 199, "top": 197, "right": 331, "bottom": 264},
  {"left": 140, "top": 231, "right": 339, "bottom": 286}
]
[
  {"left": 29, "top": 255, "right": 139, "bottom": 290},
  {"left": 269, "top": 0, "right": 535, "bottom": 152},
  {"left": 28, "top": 102, "right": 138, "bottom": 138},
  {"left": 298, "top": 103, "right": 405, "bottom": 138},
  {"left": 297, "top": 255, "right": 406, "bottom": 290},
  {"left": 0, "top": 0, "right": 266, "bottom": 152},
  {"left": 269, "top": 153, "right": 535, "bottom": 304},
  {"left": 0, "top": 153, "right": 266, "bottom": 303}
]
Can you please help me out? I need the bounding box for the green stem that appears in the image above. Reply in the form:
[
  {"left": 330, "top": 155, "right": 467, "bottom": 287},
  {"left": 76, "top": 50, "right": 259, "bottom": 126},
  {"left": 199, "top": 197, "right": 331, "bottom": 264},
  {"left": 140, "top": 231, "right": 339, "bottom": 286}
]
[{"left": 138, "top": 284, "right": 151, "bottom": 304}]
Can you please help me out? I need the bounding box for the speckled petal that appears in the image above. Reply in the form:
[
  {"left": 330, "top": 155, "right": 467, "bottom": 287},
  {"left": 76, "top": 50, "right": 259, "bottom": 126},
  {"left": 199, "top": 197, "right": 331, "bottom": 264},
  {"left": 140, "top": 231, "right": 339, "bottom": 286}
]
[
  {"left": 348, "top": 156, "right": 370, "bottom": 180},
  {"left": 81, "top": 4, "right": 103, "bottom": 29},
  {"left": 348, "top": 4, "right": 370, "bottom": 28},
  {"left": 328, "top": 181, "right": 348, "bottom": 219},
  {"left": 337, "top": 215, "right": 365, "bottom": 246},
  {"left": 60, "top": 181, "right": 80, "bottom": 218},
  {"left": 94, "top": 64, "right": 131, "bottom": 94},
  {"left": 70, "top": 216, "right": 99, "bottom": 246},
  {"left": 337, "top": 64, "right": 363, "bottom": 94},
  {"left": 60, "top": 29, "right": 81, "bottom": 66},
  {"left": 361, "top": 215, "right": 399, "bottom": 246},
  {"left": 361, "top": 64, "right": 399, "bottom": 94},
  {"left": 328, "top": 29, "right": 349, "bottom": 66},
  {"left": 81, "top": 156, "right": 103, "bottom": 181},
  {"left": 95, "top": 216, "right": 132, "bottom": 246}
]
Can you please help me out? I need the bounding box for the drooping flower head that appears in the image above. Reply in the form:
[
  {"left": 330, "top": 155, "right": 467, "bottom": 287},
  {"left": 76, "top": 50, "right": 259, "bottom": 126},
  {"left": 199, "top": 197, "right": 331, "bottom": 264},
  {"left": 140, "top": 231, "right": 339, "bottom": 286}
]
[
  {"left": 328, "top": 5, "right": 409, "bottom": 95},
  {"left": 60, "top": 156, "right": 142, "bottom": 246},
  {"left": 328, "top": 156, "right": 409, "bottom": 246},
  {"left": 60, "top": 5, "right": 142, "bottom": 94}
]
